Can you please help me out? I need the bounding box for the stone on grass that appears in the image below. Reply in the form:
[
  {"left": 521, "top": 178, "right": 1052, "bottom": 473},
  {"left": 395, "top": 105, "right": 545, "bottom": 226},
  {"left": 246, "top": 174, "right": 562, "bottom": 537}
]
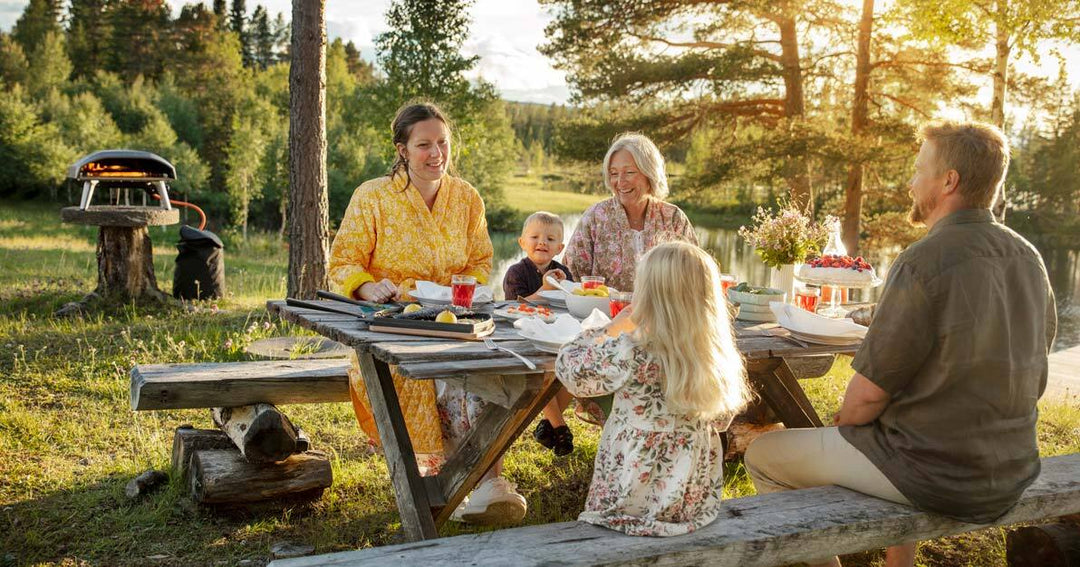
[
  {"left": 271, "top": 541, "right": 315, "bottom": 559},
  {"left": 126, "top": 469, "right": 168, "bottom": 499}
]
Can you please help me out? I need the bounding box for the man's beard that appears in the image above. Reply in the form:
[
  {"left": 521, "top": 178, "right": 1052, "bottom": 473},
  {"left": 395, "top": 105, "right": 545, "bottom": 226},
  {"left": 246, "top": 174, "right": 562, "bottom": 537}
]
[{"left": 907, "top": 190, "right": 938, "bottom": 227}]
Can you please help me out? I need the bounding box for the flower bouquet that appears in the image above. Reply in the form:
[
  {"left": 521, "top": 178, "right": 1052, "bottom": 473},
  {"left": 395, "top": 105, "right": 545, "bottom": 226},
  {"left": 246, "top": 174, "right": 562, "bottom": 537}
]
[{"left": 738, "top": 203, "right": 830, "bottom": 301}]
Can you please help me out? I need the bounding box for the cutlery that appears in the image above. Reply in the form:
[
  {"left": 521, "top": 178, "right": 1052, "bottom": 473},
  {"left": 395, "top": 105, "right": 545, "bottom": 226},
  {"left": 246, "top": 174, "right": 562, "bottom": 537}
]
[
  {"left": 286, "top": 298, "right": 376, "bottom": 320},
  {"left": 483, "top": 337, "right": 537, "bottom": 369}
]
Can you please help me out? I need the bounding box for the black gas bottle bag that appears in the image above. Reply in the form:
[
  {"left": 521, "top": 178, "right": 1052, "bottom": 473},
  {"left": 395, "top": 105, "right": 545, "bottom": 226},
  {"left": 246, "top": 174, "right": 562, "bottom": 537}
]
[{"left": 173, "top": 225, "right": 225, "bottom": 300}]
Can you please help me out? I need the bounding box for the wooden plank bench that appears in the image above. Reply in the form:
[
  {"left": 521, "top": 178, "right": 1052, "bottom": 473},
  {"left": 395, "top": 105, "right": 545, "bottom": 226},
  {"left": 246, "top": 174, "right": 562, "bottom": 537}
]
[
  {"left": 268, "top": 453, "right": 1080, "bottom": 567},
  {"left": 130, "top": 359, "right": 350, "bottom": 410}
]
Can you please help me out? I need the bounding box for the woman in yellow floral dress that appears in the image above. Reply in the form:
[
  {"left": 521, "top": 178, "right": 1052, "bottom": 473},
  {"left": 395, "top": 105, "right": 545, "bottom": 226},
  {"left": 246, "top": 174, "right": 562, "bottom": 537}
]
[{"left": 329, "top": 102, "right": 527, "bottom": 525}]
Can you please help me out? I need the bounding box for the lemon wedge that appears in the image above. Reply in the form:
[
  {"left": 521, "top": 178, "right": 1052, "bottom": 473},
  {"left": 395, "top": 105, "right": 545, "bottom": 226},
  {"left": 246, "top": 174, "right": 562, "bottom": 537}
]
[
  {"left": 403, "top": 304, "right": 423, "bottom": 314},
  {"left": 435, "top": 310, "right": 458, "bottom": 324}
]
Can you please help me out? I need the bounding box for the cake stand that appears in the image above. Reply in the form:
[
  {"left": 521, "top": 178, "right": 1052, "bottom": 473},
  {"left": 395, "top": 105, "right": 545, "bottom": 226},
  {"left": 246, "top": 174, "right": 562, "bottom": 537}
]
[{"left": 795, "top": 273, "right": 883, "bottom": 318}]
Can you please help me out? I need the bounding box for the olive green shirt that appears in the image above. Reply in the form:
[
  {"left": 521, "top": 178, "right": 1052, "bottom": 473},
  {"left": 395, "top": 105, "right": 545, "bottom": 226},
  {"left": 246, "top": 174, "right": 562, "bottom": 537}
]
[{"left": 840, "top": 209, "right": 1056, "bottom": 523}]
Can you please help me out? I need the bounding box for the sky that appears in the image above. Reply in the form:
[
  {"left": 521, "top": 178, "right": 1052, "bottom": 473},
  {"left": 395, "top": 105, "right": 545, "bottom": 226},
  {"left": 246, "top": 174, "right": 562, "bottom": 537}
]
[{"left": 0, "top": 0, "right": 572, "bottom": 104}]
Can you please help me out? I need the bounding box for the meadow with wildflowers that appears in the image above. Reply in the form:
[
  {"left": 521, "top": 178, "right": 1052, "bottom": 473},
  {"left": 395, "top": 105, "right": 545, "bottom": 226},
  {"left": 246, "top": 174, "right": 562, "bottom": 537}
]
[{"left": 1, "top": 200, "right": 1077, "bottom": 566}]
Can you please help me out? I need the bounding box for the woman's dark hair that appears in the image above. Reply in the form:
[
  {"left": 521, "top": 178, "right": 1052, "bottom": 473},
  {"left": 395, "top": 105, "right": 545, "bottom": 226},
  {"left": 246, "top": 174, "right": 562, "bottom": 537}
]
[{"left": 390, "top": 101, "right": 455, "bottom": 180}]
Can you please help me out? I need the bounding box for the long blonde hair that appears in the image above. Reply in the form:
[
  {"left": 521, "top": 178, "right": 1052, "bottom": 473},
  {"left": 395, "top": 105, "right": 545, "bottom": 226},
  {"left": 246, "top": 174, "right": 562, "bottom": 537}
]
[{"left": 631, "top": 242, "right": 750, "bottom": 419}]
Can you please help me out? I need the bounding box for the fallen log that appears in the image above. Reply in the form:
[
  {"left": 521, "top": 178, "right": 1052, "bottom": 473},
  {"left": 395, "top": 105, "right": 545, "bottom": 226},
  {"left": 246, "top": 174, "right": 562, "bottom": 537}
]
[
  {"left": 189, "top": 449, "right": 332, "bottom": 506},
  {"left": 171, "top": 426, "right": 235, "bottom": 483},
  {"left": 212, "top": 404, "right": 309, "bottom": 462},
  {"left": 1007, "top": 515, "right": 1080, "bottom": 567}
]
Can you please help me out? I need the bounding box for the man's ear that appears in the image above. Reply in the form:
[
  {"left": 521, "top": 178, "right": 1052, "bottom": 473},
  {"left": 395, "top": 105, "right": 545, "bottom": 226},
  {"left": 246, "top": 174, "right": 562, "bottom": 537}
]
[{"left": 943, "top": 169, "right": 961, "bottom": 195}]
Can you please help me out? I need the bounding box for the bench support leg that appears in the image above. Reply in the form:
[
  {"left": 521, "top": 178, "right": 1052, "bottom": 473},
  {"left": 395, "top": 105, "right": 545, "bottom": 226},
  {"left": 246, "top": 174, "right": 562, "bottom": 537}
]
[
  {"left": 433, "top": 371, "right": 560, "bottom": 527},
  {"left": 747, "top": 358, "right": 824, "bottom": 428},
  {"left": 356, "top": 350, "right": 438, "bottom": 541}
]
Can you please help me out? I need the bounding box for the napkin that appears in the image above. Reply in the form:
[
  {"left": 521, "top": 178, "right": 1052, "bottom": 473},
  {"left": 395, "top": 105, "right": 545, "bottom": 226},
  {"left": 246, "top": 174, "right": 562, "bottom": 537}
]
[
  {"left": 413, "top": 280, "right": 493, "bottom": 302},
  {"left": 514, "top": 310, "right": 611, "bottom": 344},
  {"left": 769, "top": 301, "right": 867, "bottom": 339}
]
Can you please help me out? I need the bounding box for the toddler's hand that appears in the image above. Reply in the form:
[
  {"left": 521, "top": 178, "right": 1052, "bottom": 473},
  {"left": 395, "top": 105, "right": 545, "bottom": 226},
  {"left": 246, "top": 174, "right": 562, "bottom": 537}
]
[{"left": 540, "top": 269, "right": 567, "bottom": 290}]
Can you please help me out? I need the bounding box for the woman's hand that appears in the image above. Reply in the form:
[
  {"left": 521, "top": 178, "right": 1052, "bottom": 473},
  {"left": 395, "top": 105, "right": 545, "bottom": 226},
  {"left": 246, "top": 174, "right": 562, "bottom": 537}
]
[
  {"left": 356, "top": 279, "right": 398, "bottom": 303},
  {"left": 540, "top": 269, "right": 568, "bottom": 290},
  {"left": 605, "top": 304, "right": 636, "bottom": 337}
]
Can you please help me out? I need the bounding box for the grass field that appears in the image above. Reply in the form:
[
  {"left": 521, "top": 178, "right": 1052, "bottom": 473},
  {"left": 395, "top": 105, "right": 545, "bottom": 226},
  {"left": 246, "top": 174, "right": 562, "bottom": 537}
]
[
  {"left": 501, "top": 172, "right": 606, "bottom": 216},
  {"left": 1, "top": 199, "right": 1077, "bottom": 567}
]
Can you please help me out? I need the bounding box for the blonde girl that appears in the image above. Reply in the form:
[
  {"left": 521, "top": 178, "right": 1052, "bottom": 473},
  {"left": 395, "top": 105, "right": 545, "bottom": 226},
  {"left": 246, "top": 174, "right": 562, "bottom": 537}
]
[{"left": 555, "top": 241, "right": 751, "bottom": 536}]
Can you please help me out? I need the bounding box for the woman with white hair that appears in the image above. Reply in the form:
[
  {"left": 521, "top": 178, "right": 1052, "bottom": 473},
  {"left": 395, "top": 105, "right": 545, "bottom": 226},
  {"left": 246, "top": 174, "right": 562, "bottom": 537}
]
[{"left": 563, "top": 133, "right": 698, "bottom": 293}]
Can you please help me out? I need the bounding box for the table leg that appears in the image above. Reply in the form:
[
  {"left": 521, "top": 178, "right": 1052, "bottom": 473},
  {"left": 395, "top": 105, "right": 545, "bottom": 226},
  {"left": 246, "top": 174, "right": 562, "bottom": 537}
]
[
  {"left": 355, "top": 350, "right": 438, "bottom": 541},
  {"left": 747, "top": 358, "right": 825, "bottom": 428},
  {"left": 432, "top": 371, "right": 560, "bottom": 526}
]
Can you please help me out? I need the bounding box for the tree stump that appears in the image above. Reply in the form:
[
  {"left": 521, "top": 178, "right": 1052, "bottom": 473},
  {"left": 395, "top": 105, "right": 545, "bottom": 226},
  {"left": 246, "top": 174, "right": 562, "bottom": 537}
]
[
  {"left": 212, "top": 403, "right": 309, "bottom": 463},
  {"left": 189, "top": 449, "right": 331, "bottom": 506},
  {"left": 171, "top": 426, "right": 236, "bottom": 484},
  {"left": 60, "top": 206, "right": 178, "bottom": 303}
]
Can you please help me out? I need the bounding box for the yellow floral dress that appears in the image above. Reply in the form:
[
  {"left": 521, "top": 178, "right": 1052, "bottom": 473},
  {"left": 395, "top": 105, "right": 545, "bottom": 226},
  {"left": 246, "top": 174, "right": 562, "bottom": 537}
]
[{"left": 330, "top": 173, "right": 493, "bottom": 459}]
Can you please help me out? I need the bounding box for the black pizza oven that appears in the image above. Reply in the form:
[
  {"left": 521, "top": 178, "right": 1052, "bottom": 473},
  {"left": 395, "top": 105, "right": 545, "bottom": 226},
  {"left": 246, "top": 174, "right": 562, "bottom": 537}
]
[{"left": 68, "top": 149, "right": 177, "bottom": 210}]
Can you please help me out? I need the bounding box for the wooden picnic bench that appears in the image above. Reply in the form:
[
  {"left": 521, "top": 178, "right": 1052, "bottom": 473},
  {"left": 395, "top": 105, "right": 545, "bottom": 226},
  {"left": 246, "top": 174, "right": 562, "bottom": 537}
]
[
  {"left": 267, "top": 298, "right": 861, "bottom": 542},
  {"left": 268, "top": 452, "right": 1080, "bottom": 567}
]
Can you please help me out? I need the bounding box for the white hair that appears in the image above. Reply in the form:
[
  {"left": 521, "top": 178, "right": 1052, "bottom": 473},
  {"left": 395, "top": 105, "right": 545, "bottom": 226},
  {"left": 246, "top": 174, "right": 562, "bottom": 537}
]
[{"left": 602, "top": 133, "right": 670, "bottom": 200}]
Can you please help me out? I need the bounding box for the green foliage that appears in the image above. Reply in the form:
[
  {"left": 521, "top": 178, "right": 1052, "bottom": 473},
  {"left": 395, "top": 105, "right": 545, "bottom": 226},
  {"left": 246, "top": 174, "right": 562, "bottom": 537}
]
[
  {"left": 10, "top": 0, "right": 61, "bottom": 58},
  {"left": 0, "top": 85, "right": 77, "bottom": 198},
  {"left": 66, "top": 0, "right": 110, "bottom": 79},
  {"left": 105, "top": 0, "right": 171, "bottom": 80},
  {"left": 0, "top": 33, "right": 29, "bottom": 87},
  {"left": 24, "top": 31, "right": 71, "bottom": 97}
]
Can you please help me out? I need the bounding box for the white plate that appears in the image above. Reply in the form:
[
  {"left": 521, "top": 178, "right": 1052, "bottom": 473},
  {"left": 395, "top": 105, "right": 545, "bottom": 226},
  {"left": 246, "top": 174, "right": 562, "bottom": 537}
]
[
  {"left": 787, "top": 329, "right": 862, "bottom": 346},
  {"left": 411, "top": 292, "right": 491, "bottom": 307},
  {"left": 537, "top": 290, "right": 567, "bottom": 306},
  {"left": 517, "top": 330, "right": 568, "bottom": 352},
  {"left": 493, "top": 306, "right": 557, "bottom": 323}
]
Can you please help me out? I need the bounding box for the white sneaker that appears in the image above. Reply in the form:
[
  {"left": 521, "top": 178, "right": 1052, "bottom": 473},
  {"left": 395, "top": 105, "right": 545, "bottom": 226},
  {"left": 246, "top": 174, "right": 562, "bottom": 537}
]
[{"left": 450, "top": 477, "right": 527, "bottom": 525}]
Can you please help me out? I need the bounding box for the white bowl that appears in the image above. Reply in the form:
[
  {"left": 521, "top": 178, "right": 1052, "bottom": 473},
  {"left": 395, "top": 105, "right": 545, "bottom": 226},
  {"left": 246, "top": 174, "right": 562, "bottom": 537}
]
[{"left": 564, "top": 293, "right": 612, "bottom": 319}]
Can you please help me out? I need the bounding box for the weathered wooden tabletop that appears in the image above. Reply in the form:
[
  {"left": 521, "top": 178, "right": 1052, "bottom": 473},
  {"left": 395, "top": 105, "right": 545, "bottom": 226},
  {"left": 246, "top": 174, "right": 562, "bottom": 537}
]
[{"left": 266, "top": 299, "right": 860, "bottom": 379}]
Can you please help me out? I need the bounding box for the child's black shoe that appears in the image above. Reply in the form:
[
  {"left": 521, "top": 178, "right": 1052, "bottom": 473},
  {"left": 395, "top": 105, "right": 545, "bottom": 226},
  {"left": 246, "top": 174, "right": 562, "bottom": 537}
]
[
  {"left": 552, "top": 425, "right": 574, "bottom": 457},
  {"left": 533, "top": 419, "right": 556, "bottom": 449}
]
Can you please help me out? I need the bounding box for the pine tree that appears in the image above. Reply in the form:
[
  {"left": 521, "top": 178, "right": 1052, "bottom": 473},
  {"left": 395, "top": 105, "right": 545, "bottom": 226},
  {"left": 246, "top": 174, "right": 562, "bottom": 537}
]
[
  {"left": 213, "top": 0, "right": 227, "bottom": 19},
  {"left": 230, "top": 0, "right": 254, "bottom": 67},
  {"left": 67, "top": 0, "right": 111, "bottom": 79},
  {"left": 272, "top": 12, "right": 290, "bottom": 62},
  {"left": 106, "top": 0, "right": 171, "bottom": 81},
  {"left": 11, "top": 0, "right": 62, "bottom": 58},
  {"left": 251, "top": 5, "right": 275, "bottom": 69},
  {"left": 343, "top": 40, "right": 374, "bottom": 83}
]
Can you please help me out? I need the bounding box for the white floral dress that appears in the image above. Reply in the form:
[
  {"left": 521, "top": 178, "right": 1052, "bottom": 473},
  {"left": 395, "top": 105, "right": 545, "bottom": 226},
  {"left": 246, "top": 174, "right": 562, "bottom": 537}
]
[{"left": 555, "top": 327, "right": 730, "bottom": 537}]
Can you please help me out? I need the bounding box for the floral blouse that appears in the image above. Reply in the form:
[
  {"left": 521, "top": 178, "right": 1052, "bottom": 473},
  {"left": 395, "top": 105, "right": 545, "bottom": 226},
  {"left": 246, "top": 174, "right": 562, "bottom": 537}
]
[
  {"left": 329, "top": 173, "right": 493, "bottom": 297},
  {"left": 563, "top": 197, "right": 698, "bottom": 292},
  {"left": 555, "top": 327, "right": 730, "bottom": 537}
]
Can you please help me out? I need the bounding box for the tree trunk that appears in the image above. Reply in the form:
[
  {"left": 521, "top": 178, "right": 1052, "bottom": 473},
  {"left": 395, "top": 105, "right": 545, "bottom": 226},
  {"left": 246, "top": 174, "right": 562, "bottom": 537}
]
[
  {"left": 287, "top": 0, "right": 329, "bottom": 299},
  {"left": 97, "top": 226, "right": 168, "bottom": 301},
  {"left": 990, "top": 6, "right": 1010, "bottom": 222},
  {"left": 777, "top": 15, "right": 811, "bottom": 212},
  {"left": 842, "top": 0, "right": 875, "bottom": 256}
]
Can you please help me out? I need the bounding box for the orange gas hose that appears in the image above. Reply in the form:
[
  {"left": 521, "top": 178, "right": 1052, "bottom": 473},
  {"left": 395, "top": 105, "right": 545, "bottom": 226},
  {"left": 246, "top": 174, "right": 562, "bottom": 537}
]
[{"left": 151, "top": 195, "right": 207, "bottom": 230}]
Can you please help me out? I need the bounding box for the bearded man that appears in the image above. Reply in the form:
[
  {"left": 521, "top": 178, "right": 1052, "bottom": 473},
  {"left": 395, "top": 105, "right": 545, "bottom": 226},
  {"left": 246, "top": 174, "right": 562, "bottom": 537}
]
[{"left": 743, "top": 121, "right": 1057, "bottom": 567}]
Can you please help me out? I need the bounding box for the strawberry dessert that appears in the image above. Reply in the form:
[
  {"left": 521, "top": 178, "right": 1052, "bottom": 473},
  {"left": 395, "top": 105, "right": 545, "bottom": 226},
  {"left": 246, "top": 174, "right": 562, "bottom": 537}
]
[{"left": 798, "top": 255, "right": 877, "bottom": 286}]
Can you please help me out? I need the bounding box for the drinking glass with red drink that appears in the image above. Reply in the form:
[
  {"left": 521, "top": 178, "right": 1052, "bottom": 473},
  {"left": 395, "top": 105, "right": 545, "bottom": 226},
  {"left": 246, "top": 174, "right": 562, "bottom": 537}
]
[
  {"left": 451, "top": 275, "right": 477, "bottom": 308},
  {"left": 581, "top": 276, "right": 605, "bottom": 290},
  {"left": 720, "top": 274, "right": 737, "bottom": 296},
  {"left": 609, "top": 291, "right": 632, "bottom": 317},
  {"left": 795, "top": 287, "right": 821, "bottom": 313}
]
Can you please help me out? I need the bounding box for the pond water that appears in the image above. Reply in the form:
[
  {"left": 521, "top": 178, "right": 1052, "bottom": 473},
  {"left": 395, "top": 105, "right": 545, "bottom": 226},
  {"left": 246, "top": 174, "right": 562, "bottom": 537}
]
[{"left": 489, "top": 214, "right": 1080, "bottom": 352}]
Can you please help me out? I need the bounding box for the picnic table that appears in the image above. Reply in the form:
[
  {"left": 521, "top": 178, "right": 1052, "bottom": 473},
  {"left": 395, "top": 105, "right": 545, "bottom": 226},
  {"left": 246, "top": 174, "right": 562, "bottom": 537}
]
[{"left": 267, "top": 298, "right": 860, "bottom": 542}]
